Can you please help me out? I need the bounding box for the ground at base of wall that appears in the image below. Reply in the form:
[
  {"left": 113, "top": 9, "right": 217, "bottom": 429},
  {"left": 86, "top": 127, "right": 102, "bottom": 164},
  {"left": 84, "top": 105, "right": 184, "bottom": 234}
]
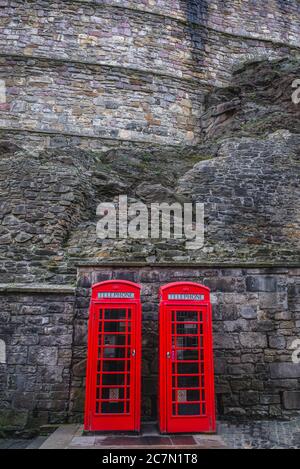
[{"left": 1, "top": 419, "right": 300, "bottom": 449}]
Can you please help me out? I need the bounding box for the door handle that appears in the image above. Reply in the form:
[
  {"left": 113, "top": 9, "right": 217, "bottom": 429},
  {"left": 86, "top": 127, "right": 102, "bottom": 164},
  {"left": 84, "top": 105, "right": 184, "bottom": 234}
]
[
  {"left": 132, "top": 349, "right": 136, "bottom": 357},
  {"left": 166, "top": 352, "right": 171, "bottom": 359}
]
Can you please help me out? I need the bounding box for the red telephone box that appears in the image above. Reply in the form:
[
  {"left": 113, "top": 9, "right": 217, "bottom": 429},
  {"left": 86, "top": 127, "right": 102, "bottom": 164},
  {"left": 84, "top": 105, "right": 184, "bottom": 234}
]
[
  {"left": 159, "top": 282, "right": 216, "bottom": 434},
  {"left": 84, "top": 280, "right": 141, "bottom": 432}
]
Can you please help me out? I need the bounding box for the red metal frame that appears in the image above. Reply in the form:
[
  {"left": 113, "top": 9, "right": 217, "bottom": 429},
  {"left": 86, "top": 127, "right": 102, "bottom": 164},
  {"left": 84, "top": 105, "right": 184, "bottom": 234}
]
[
  {"left": 159, "top": 282, "right": 216, "bottom": 434},
  {"left": 84, "top": 280, "right": 141, "bottom": 432}
]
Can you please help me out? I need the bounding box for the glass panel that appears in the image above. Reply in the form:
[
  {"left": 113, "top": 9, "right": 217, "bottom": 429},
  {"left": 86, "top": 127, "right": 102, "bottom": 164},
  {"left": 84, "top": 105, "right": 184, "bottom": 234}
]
[
  {"left": 176, "top": 362, "right": 200, "bottom": 374},
  {"left": 104, "top": 321, "right": 129, "bottom": 333},
  {"left": 104, "top": 309, "right": 127, "bottom": 320},
  {"left": 102, "top": 373, "right": 127, "bottom": 385},
  {"left": 101, "top": 402, "right": 125, "bottom": 414},
  {"left": 103, "top": 360, "right": 127, "bottom": 372},
  {"left": 176, "top": 323, "right": 198, "bottom": 335},
  {"left": 174, "top": 336, "right": 198, "bottom": 348},
  {"left": 176, "top": 349, "right": 199, "bottom": 361},
  {"left": 102, "top": 335, "right": 128, "bottom": 346},
  {"left": 177, "top": 375, "right": 200, "bottom": 388},
  {"left": 101, "top": 347, "right": 130, "bottom": 359},
  {"left": 176, "top": 311, "right": 198, "bottom": 322},
  {"left": 100, "top": 387, "right": 125, "bottom": 400},
  {"left": 172, "top": 389, "right": 201, "bottom": 402},
  {"left": 178, "top": 404, "right": 200, "bottom": 415}
]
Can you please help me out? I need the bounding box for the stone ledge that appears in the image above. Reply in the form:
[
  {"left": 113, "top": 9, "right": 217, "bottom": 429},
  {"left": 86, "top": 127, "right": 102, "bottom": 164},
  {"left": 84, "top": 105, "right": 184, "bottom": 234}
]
[
  {"left": 60, "top": 0, "right": 300, "bottom": 51},
  {"left": 76, "top": 261, "right": 299, "bottom": 269},
  {"left": 0, "top": 126, "right": 182, "bottom": 148},
  {"left": 0, "top": 284, "right": 75, "bottom": 294}
]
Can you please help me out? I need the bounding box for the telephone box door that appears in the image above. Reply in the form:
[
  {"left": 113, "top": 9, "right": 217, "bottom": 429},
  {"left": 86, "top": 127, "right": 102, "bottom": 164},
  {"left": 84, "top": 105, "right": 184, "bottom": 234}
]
[
  {"left": 159, "top": 282, "right": 216, "bottom": 434},
  {"left": 84, "top": 280, "right": 141, "bottom": 432}
]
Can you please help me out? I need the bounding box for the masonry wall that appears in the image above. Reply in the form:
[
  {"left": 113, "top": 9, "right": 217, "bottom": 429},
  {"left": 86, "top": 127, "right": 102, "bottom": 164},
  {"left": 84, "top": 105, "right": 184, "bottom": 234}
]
[
  {"left": 0, "top": 266, "right": 299, "bottom": 433},
  {"left": 0, "top": 0, "right": 299, "bottom": 147},
  {"left": 70, "top": 266, "right": 300, "bottom": 423},
  {"left": 0, "top": 287, "right": 75, "bottom": 434}
]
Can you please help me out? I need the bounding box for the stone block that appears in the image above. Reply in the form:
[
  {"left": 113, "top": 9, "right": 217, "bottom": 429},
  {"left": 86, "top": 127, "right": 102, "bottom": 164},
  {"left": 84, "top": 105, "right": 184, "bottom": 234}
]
[
  {"left": 246, "top": 276, "right": 277, "bottom": 292},
  {"left": 28, "top": 346, "right": 58, "bottom": 366},
  {"left": 240, "top": 391, "right": 259, "bottom": 406},
  {"left": 240, "top": 305, "right": 257, "bottom": 319},
  {"left": 282, "top": 391, "right": 300, "bottom": 410},
  {"left": 270, "top": 363, "right": 300, "bottom": 379},
  {"left": 268, "top": 335, "right": 286, "bottom": 349},
  {"left": 0, "top": 409, "right": 28, "bottom": 430},
  {"left": 239, "top": 332, "right": 267, "bottom": 348},
  {"left": 213, "top": 333, "right": 238, "bottom": 350}
]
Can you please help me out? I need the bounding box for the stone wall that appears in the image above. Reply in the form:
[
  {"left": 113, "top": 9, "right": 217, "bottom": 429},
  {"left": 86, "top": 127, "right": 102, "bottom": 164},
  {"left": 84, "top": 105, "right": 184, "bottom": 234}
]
[
  {"left": 0, "top": 265, "right": 299, "bottom": 433},
  {"left": 0, "top": 285, "right": 75, "bottom": 435},
  {"left": 0, "top": 0, "right": 299, "bottom": 147},
  {"left": 70, "top": 265, "right": 300, "bottom": 423}
]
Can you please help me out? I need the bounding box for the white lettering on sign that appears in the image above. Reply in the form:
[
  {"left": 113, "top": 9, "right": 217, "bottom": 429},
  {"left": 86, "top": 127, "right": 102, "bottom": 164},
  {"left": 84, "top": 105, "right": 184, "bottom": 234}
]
[
  {"left": 98, "top": 292, "right": 134, "bottom": 299},
  {"left": 168, "top": 294, "right": 205, "bottom": 301}
]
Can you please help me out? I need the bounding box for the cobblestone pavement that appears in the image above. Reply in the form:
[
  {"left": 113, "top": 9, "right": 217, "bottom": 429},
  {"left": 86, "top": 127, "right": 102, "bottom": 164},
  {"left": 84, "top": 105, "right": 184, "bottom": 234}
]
[
  {"left": 219, "top": 418, "right": 300, "bottom": 449},
  {"left": 1, "top": 419, "right": 300, "bottom": 449}
]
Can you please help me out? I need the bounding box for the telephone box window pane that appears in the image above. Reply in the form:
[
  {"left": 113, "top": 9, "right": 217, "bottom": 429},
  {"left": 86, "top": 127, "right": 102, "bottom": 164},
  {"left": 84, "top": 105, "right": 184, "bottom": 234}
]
[
  {"left": 101, "top": 402, "right": 125, "bottom": 414},
  {"left": 176, "top": 349, "right": 199, "bottom": 361},
  {"left": 101, "top": 388, "right": 124, "bottom": 400},
  {"left": 186, "top": 390, "right": 200, "bottom": 401},
  {"left": 103, "top": 335, "right": 127, "bottom": 346},
  {"left": 176, "top": 323, "right": 198, "bottom": 335},
  {"left": 104, "top": 309, "right": 127, "bottom": 320},
  {"left": 175, "top": 336, "right": 198, "bottom": 348},
  {"left": 103, "top": 360, "right": 127, "bottom": 372},
  {"left": 178, "top": 404, "right": 200, "bottom": 416},
  {"left": 176, "top": 311, "right": 198, "bottom": 322},
  {"left": 102, "top": 373, "right": 126, "bottom": 385},
  {"left": 104, "top": 321, "right": 130, "bottom": 333},
  {"left": 177, "top": 362, "right": 200, "bottom": 374},
  {"left": 102, "top": 347, "right": 129, "bottom": 359},
  {"left": 177, "top": 375, "right": 200, "bottom": 388}
]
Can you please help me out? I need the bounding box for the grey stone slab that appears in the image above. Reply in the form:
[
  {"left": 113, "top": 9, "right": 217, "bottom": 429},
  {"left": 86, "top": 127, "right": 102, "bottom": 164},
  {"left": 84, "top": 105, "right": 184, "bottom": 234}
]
[
  {"left": 39, "top": 424, "right": 80, "bottom": 449},
  {"left": 26, "top": 436, "right": 48, "bottom": 449}
]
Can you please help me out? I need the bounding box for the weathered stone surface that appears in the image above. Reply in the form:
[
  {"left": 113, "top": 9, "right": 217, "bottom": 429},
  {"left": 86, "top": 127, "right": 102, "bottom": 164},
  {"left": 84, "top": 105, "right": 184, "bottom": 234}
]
[
  {"left": 68, "top": 266, "right": 300, "bottom": 423},
  {"left": 0, "top": 291, "right": 74, "bottom": 433},
  {"left": 270, "top": 363, "right": 300, "bottom": 379},
  {"left": 282, "top": 392, "right": 300, "bottom": 410},
  {"left": 240, "top": 332, "right": 267, "bottom": 349}
]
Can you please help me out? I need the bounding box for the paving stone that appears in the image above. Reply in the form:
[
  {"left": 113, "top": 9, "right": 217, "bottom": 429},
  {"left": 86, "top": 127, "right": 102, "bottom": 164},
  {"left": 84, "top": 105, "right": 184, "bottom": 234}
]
[{"left": 170, "top": 436, "right": 196, "bottom": 446}]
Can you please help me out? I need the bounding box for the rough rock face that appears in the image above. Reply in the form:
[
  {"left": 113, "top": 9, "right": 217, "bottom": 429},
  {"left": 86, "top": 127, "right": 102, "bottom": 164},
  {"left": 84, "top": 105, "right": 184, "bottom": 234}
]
[
  {"left": 0, "top": 57, "right": 300, "bottom": 279},
  {"left": 66, "top": 59, "right": 300, "bottom": 271},
  {"left": 0, "top": 145, "right": 98, "bottom": 283}
]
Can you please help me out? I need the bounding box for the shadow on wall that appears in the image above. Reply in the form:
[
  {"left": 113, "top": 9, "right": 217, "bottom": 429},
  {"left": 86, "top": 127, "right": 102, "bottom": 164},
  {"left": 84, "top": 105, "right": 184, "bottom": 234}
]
[{"left": 186, "top": 0, "right": 209, "bottom": 75}]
